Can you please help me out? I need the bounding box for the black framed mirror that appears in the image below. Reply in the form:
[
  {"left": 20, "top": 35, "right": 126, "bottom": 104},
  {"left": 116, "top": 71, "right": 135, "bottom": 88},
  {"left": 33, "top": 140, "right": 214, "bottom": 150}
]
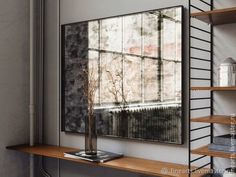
[{"left": 61, "top": 6, "right": 183, "bottom": 144}]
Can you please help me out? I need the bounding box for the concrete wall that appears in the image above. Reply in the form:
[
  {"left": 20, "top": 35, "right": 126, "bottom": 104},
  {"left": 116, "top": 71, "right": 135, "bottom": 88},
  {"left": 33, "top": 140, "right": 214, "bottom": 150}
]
[{"left": 0, "top": 0, "right": 29, "bottom": 177}]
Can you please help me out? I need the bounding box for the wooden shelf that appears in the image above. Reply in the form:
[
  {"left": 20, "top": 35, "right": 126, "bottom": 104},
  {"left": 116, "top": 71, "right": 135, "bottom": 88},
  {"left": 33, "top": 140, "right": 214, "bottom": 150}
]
[
  {"left": 191, "top": 86, "right": 236, "bottom": 91},
  {"left": 191, "top": 115, "right": 236, "bottom": 125},
  {"left": 6, "top": 144, "right": 207, "bottom": 177},
  {"left": 192, "top": 145, "right": 236, "bottom": 159},
  {"left": 191, "top": 7, "right": 236, "bottom": 25}
]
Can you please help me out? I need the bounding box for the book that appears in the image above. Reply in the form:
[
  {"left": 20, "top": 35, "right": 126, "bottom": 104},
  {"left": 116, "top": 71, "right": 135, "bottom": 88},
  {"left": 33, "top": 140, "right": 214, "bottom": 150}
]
[
  {"left": 64, "top": 150, "right": 123, "bottom": 163},
  {"left": 208, "top": 143, "right": 236, "bottom": 153},
  {"left": 213, "top": 134, "right": 236, "bottom": 146}
]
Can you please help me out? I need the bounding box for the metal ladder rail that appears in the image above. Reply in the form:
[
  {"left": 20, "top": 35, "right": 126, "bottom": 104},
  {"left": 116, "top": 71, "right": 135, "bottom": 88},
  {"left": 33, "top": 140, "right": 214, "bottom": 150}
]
[{"left": 188, "top": 0, "right": 214, "bottom": 176}]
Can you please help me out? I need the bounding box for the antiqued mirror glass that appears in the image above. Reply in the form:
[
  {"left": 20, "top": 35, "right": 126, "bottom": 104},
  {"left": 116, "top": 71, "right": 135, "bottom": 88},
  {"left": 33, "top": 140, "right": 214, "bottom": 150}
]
[{"left": 61, "top": 6, "right": 183, "bottom": 144}]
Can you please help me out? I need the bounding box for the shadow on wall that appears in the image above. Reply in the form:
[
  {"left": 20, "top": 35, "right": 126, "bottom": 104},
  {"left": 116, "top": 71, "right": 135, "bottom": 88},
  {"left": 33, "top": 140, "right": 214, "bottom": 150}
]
[{"left": 60, "top": 160, "right": 153, "bottom": 177}]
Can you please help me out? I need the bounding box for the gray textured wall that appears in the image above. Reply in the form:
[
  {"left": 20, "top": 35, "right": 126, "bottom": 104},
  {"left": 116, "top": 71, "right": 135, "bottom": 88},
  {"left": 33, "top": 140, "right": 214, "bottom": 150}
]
[{"left": 0, "top": 0, "right": 29, "bottom": 177}]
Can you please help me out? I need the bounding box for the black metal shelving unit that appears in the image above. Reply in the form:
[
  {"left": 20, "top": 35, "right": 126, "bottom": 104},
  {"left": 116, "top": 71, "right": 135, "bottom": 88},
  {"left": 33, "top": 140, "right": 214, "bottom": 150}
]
[{"left": 189, "top": 0, "right": 214, "bottom": 176}]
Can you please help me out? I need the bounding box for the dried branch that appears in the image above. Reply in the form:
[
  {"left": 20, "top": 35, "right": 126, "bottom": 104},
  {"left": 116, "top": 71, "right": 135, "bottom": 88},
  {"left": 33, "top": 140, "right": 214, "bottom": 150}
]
[
  {"left": 82, "top": 66, "right": 99, "bottom": 118},
  {"left": 105, "top": 66, "right": 128, "bottom": 111}
]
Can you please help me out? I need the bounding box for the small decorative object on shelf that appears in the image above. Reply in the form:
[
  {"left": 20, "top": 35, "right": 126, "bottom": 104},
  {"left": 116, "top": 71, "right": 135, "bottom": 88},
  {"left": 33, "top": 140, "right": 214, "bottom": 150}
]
[
  {"left": 209, "top": 114, "right": 236, "bottom": 153},
  {"left": 85, "top": 114, "right": 97, "bottom": 156},
  {"left": 223, "top": 168, "right": 236, "bottom": 177},
  {"left": 218, "top": 58, "right": 236, "bottom": 87},
  {"left": 69, "top": 67, "right": 123, "bottom": 163},
  {"left": 64, "top": 150, "right": 123, "bottom": 163}
]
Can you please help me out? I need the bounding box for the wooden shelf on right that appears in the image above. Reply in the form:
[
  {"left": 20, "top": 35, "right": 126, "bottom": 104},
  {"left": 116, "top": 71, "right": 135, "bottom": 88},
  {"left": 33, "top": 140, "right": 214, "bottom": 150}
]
[
  {"left": 191, "top": 7, "right": 236, "bottom": 25},
  {"left": 191, "top": 86, "right": 236, "bottom": 91},
  {"left": 191, "top": 115, "right": 236, "bottom": 125},
  {"left": 192, "top": 145, "right": 236, "bottom": 159}
]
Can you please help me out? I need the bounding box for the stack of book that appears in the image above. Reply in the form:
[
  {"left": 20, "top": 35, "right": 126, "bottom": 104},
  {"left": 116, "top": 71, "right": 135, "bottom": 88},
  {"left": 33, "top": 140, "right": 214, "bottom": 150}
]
[
  {"left": 209, "top": 134, "right": 236, "bottom": 153},
  {"left": 64, "top": 150, "right": 123, "bottom": 163}
]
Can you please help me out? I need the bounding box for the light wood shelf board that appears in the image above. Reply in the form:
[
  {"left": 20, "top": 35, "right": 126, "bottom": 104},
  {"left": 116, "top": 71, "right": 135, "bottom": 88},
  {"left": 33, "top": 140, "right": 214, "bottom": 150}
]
[
  {"left": 191, "top": 115, "right": 236, "bottom": 125},
  {"left": 191, "top": 86, "right": 236, "bottom": 91},
  {"left": 7, "top": 144, "right": 207, "bottom": 177},
  {"left": 191, "top": 7, "right": 236, "bottom": 25},
  {"left": 192, "top": 145, "right": 236, "bottom": 159}
]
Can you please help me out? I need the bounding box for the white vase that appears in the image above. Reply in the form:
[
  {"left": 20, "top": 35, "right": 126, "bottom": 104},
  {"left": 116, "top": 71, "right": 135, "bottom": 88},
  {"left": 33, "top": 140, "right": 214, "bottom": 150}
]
[{"left": 218, "top": 57, "right": 236, "bottom": 87}]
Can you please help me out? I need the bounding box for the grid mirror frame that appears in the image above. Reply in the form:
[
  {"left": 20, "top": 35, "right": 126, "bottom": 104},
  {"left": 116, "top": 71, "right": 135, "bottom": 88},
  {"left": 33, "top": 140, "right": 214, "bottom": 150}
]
[{"left": 61, "top": 6, "right": 184, "bottom": 144}]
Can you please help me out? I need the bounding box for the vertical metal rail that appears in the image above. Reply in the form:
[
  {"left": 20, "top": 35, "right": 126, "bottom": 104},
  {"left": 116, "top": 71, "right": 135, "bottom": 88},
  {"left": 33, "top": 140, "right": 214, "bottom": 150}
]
[
  {"left": 210, "top": 0, "right": 214, "bottom": 171},
  {"left": 188, "top": 1, "right": 192, "bottom": 175},
  {"left": 189, "top": 0, "right": 214, "bottom": 176}
]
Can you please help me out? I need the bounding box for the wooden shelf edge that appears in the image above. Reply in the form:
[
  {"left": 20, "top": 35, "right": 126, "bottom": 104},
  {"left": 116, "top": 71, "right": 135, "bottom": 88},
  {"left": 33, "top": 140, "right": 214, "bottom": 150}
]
[
  {"left": 191, "top": 7, "right": 236, "bottom": 17},
  {"left": 192, "top": 145, "right": 236, "bottom": 159},
  {"left": 7, "top": 144, "right": 208, "bottom": 177},
  {"left": 191, "top": 86, "right": 236, "bottom": 91},
  {"left": 191, "top": 115, "right": 236, "bottom": 125},
  {"left": 191, "top": 7, "right": 236, "bottom": 25}
]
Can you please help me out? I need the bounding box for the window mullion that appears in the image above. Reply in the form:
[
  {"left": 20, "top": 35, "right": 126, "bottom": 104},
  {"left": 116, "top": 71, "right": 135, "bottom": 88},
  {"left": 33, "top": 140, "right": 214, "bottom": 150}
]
[{"left": 141, "top": 13, "right": 144, "bottom": 104}]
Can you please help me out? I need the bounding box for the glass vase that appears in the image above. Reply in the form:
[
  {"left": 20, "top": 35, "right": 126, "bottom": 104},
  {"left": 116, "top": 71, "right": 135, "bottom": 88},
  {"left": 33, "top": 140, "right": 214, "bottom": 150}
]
[{"left": 85, "top": 114, "right": 97, "bottom": 156}]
